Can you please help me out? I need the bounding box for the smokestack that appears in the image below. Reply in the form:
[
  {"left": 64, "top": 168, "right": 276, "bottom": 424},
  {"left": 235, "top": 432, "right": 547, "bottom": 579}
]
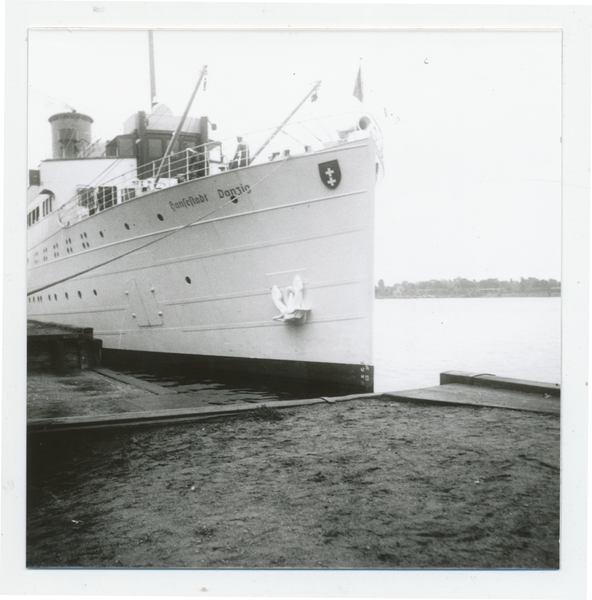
[{"left": 48, "top": 111, "right": 93, "bottom": 159}]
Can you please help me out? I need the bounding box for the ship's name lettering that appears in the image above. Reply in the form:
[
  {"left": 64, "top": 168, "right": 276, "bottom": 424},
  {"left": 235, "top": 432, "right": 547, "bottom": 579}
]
[
  {"left": 169, "top": 194, "right": 209, "bottom": 211},
  {"left": 218, "top": 184, "right": 251, "bottom": 199}
]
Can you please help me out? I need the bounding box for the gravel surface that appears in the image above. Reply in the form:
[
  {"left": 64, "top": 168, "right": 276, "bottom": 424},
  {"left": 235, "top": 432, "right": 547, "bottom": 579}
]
[{"left": 27, "top": 399, "right": 559, "bottom": 569}]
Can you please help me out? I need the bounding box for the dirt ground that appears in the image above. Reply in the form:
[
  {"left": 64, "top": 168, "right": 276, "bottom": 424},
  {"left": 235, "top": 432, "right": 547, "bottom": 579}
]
[{"left": 27, "top": 399, "right": 559, "bottom": 569}]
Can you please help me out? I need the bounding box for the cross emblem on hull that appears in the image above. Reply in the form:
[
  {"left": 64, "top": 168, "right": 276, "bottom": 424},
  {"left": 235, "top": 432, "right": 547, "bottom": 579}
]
[{"left": 318, "top": 160, "right": 341, "bottom": 189}]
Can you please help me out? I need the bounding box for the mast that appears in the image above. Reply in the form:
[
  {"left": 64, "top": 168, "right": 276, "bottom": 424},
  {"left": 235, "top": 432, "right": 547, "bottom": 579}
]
[
  {"left": 249, "top": 80, "right": 321, "bottom": 165},
  {"left": 154, "top": 65, "right": 208, "bottom": 183},
  {"left": 148, "top": 30, "right": 157, "bottom": 109}
]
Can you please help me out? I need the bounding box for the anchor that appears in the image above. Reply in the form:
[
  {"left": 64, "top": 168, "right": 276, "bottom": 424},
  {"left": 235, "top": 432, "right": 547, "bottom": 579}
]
[{"left": 271, "top": 275, "right": 310, "bottom": 323}]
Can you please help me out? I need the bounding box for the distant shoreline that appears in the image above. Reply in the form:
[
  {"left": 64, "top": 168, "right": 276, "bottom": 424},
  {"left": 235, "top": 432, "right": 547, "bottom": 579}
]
[{"left": 375, "top": 277, "right": 560, "bottom": 300}]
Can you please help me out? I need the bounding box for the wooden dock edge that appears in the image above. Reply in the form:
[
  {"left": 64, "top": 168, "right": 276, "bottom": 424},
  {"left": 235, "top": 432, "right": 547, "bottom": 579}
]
[{"left": 439, "top": 371, "right": 560, "bottom": 397}]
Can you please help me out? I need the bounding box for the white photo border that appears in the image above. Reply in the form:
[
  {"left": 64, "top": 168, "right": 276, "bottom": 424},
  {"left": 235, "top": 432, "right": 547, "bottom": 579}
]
[{"left": 3, "top": 2, "right": 589, "bottom": 598}]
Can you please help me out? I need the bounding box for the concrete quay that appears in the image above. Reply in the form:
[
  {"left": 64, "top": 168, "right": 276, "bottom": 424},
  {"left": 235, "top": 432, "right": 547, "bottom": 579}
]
[{"left": 28, "top": 367, "right": 560, "bottom": 433}]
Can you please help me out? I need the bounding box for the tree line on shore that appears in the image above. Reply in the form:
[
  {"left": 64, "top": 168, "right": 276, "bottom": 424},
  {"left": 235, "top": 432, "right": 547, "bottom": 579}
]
[{"left": 375, "top": 277, "right": 561, "bottom": 299}]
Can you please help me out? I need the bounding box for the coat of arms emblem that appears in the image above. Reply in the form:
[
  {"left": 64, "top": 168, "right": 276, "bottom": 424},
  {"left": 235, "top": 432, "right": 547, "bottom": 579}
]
[{"left": 318, "top": 160, "right": 341, "bottom": 189}]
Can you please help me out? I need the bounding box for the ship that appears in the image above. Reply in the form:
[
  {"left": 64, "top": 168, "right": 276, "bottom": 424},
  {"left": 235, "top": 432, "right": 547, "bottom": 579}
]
[{"left": 27, "top": 61, "right": 383, "bottom": 393}]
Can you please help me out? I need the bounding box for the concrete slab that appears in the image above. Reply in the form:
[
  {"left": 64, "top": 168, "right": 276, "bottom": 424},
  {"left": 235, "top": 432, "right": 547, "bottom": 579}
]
[
  {"left": 383, "top": 383, "right": 559, "bottom": 415},
  {"left": 440, "top": 370, "right": 560, "bottom": 396}
]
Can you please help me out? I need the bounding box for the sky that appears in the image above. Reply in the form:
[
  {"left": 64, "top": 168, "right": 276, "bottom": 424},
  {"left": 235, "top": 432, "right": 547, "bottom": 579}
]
[{"left": 28, "top": 29, "right": 562, "bottom": 284}]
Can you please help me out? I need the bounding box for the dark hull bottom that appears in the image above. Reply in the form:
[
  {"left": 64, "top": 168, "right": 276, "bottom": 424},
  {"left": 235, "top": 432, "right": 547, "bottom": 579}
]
[{"left": 102, "top": 349, "right": 374, "bottom": 396}]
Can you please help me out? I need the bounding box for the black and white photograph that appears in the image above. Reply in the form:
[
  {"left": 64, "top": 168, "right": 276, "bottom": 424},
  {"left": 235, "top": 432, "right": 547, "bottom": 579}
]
[{"left": 3, "top": 2, "right": 590, "bottom": 598}]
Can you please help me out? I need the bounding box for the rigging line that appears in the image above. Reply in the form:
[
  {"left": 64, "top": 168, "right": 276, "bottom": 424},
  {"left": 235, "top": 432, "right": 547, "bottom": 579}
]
[
  {"left": 55, "top": 157, "right": 128, "bottom": 215},
  {"left": 298, "top": 115, "right": 324, "bottom": 144},
  {"left": 27, "top": 155, "right": 291, "bottom": 296},
  {"left": 277, "top": 127, "right": 316, "bottom": 148},
  {"left": 70, "top": 153, "right": 127, "bottom": 189},
  {"left": 61, "top": 132, "right": 213, "bottom": 215},
  {"left": 52, "top": 138, "right": 211, "bottom": 242},
  {"left": 28, "top": 156, "right": 127, "bottom": 251},
  {"left": 29, "top": 199, "right": 239, "bottom": 296}
]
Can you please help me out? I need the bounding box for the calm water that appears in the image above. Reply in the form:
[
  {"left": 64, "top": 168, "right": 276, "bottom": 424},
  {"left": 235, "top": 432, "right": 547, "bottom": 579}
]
[
  {"left": 374, "top": 297, "right": 561, "bottom": 393},
  {"left": 119, "top": 297, "right": 561, "bottom": 398}
]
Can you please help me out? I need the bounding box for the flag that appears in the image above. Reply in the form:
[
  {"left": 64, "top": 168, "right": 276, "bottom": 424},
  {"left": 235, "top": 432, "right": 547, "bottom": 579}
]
[{"left": 353, "top": 64, "right": 363, "bottom": 102}]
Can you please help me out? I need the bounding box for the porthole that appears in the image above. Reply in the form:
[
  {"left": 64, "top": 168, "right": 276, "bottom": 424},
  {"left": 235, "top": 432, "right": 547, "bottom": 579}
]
[
  {"left": 80, "top": 234, "right": 84, "bottom": 239},
  {"left": 185, "top": 276, "right": 192, "bottom": 284},
  {"left": 157, "top": 214, "right": 164, "bottom": 221},
  {"left": 28, "top": 298, "right": 31, "bottom": 303},
  {"left": 84, "top": 233, "right": 87, "bottom": 238},
  {"left": 48, "top": 295, "right": 51, "bottom": 301},
  {"left": 54, "top": 294, "right": 57, "bottom": 301},
  {"left": 32, "top": 297, "right": 35, "bottom": 302},
  {"left": 99, "top": 231, "right": 104, "bottom": 238},
  {"left": 93, "top": 290, "right": 97, "bottom": 296},
  {"left": 78, "top": 291, "right": 82, "bottom": 298},
  {"left": 65, "top": 293, "right": 69, "bottom": 300},
  {"left": 124, "top": 223, "right": 130, "bottom": 230}
]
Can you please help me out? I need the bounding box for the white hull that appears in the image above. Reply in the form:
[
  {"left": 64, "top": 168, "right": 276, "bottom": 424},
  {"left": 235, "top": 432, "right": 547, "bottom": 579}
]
[{"left": 28, "top": 137, "right": 377, "bottom": 390}]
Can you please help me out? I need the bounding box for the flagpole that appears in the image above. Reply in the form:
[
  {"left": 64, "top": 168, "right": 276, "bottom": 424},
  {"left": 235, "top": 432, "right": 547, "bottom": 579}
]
[
  {"left": 353, "top": 58, "right": 363, "bottom": 103},
  {"left": 148, "top": 30, "right": 157, "bottom": 109}
]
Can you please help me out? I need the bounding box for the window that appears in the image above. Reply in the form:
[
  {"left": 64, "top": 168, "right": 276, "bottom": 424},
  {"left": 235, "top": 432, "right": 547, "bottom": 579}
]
[
  {"left": 42, "top": 195, "right": 53, "bottom": 216},
  {"left": 118, "top": 138, "right": 134, "bottom": 158},
  {"left": 148, "top": 137, "right": 164, "bottom": 159},
  {"left": 121, "top": 188, "right": 136, "bottom": 202},
  {"left": 29, "top": 170, "right": 40, "bottom": 186},
  {"left": 28, "top": 207, "right": 39, "bottom": 226},
  {"left": 97, "top": 187, "right": 117, "bottom": 211},
  {"left": 27, "top": 195, "right": 52, "bottom": 227},
  {"left": 78, "top": 187, "right": 95, "bottom": 212}
]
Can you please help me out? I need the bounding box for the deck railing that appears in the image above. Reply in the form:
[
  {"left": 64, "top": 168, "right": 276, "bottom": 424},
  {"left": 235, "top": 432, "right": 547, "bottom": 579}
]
[{"left": 58, "top": 112, "right": 383, "bottom": 226}]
